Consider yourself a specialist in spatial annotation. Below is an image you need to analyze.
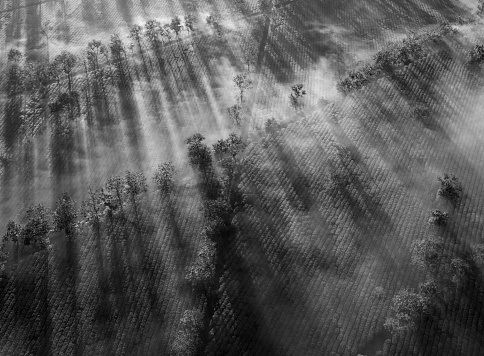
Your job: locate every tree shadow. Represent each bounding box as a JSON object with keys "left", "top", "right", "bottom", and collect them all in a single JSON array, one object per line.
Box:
[
  {"left": 25, "top": 0, "right": 43, "bottom": 62},
  {"left": 7, "top": 251, "right": 54, "bottom": 355},
  {"left": 205, "top": 226, "right": 284, "bottom": 355}
]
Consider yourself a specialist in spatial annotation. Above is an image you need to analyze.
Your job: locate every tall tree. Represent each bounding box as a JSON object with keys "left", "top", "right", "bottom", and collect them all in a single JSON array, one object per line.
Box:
[
  {"left": 186, "top": 133, "right": 213, "bottom": 173},
  {"left": 105, "top": 176, "right": 126, "bottom": 214},
  {"left": 144, "top": 20, "right": 165, "bottom": 72},
  {"left": 153, "top": 162, "right": 176, "bottom": 195},
  {"left": 233, "top": 73, "right": 252, "bottom": 104},
  {"left": 54, "top": 51, "right": 77, "bottom": 94},
  {"left": 3, "top": 220, "right": 22, "bottom": 249},
  {"left": 110, "top": 34, "right": 131, "bottom": 84},
  {"left": 129, "top": 24, "right": 150, "bottom": 78},
  {"left": 52, "top": 192, "right": 78, "bottom": 237},
  {"left": 227, "top": 104, "right": 242, "bottom": 127},
  {"left": 125, "top": 171, "right": 148, "bottom": 224},
  {"left": 21, "top": 204, "right": 51, "bottom": 248},
  {"left": 40, "top": 21, "right": 54, "bottom": 61},
  {"left": 86, "top": 40, "right": 113, "bottom": 117},
  {"left": 184, "top": 14, "right": 197, "bottom": 34},
  {"left": 80, "top": 187, "right": 105, "bottom": 228}
]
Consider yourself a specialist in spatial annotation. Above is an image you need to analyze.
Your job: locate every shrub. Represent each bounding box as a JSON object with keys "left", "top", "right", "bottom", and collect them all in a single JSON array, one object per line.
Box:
[
  {"left": 49, "top": 92, "right": 80, "bottom": 115},
  {"left": 479, "top": 0, "right": 484, "bottom": 17},
  {"left": 153, "top": 162, "right": 176, "bottom": 195},
  {"left": 0, "top": 244, "right": 7, "bottom": 275},
  {"left": 80, "top": 187, "right": 105, "bottom": 227},
  {"left": 212, "top": 133, "right": 246, "bottom": 162},
  {"left": 52, "top": 192, "right": 78, "bottom": 237},
  {"left": 186, "top": 133, "right": 213, "bottom": 173},
  {"left": 414, "top": 104, "right": 430, "bottom": 121},
  {"left": 21, "top": 204, "right": 51, "bottom": 248},
  {"left": 450, "top": 257, "right": 471, "bottom": 286},
  {"left": 3, "top": 220, "right": 22, "bottom": 245},
  {"left": 227, "top": 104, "right": 242, "bottom": 127},
  {"left": 289, "top": 84, "right": 306, "bottom": 111},
  {"left": 472, "top": 243, "right": 484, "bottom": 265},
  {"left": 374, "top": 47, "right": 397, "bottom": 70},
  {"left": 265, "top": 118, "right": 281, "bottom": 135},
  {"left": 384, "top": 288, "right": 431, "bottom": 334},
  {"left": 171, "top": 309, "right": 203, "bottom": 356},
  {"left": 185, "top": 238, "right": 217, "bottom": 294},
  {"left": 105, "top": 176, "right": 126, "bottom": 214},
  {"left": 437, "top": 173, "right": 462, "bottom": 203},
  {"left": 469, "top": 44, "right": 484, "bottom": 64},
  {"left": 411, "top": 235, "right": 448, "bottom": 274},
  {"left": 428, "top": 210, "right": 449, "bottom": 226}
]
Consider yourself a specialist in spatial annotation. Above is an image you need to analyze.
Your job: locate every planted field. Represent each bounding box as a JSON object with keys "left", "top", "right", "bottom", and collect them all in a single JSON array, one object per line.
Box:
[{"left": 1, "top": 0, "right": 484, "bottom": 355}]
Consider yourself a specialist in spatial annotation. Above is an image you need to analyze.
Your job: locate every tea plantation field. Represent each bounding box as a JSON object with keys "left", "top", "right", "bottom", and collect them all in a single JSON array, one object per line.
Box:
[{"left": 0, "top": 0, "right": 484, "bottom": 355}]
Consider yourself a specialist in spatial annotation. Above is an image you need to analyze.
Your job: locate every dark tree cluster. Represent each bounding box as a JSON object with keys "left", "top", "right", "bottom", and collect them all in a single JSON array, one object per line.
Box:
[{"left": 3, "top": 204, "right": 52, "bottom": 249}]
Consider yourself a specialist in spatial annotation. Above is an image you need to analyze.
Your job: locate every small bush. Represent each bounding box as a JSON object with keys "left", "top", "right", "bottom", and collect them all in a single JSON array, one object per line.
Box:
[
  {"left": 472, "top": 244, "right": 484, "bottom": 265},
  {"left": 414, "top": 104, "right": 430, "bottom": 120},
  {"left": 469, "top": 44, "right": 484, "bottom": 64},
  {"left": 478, "top": 0, "right": 484, "bottom": 17},
  {"left": 153, "top": 162, "right": 176, "bottom": 195},
  {"left": 428, "top": 210, "right": 449, "bottom": 226},
  {"left": 186, "top": 133, "right": 213, "bottom": 173},
  {"left": 384, "top": 288, "right": 431, "bottom": 334},
  {"left": 437, "top": 173, "right": 462, "bottom": 203},
  {"left": 265, "top": 118, "right": 281, "bottom": 135}
]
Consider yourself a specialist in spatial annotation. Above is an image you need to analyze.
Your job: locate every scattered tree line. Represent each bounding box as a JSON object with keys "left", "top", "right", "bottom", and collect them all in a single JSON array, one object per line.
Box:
[
  {"left": 384, "top": 173, "right": 476, "bottom": 336},
  {"left": 337, "top": 23, "right": 457, "bottom": 93},
  {"left": 0, "top": 168, "right": 171, "bottom": 266},
  {"left": 1, "top": 13, "right": 226, "bottom": 147}
]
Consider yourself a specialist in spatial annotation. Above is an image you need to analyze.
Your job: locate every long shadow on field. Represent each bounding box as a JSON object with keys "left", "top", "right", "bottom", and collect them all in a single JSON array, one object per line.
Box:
[
  {"left": 50, "top": 116, "right": 76, "bottom": 192},
  {"left": 25, "top": 0, "right": 42, "bottom": 62},
  {"left": 116, "top": 0, "right": 134, "bottom": 25},
  {"left": 56, "top": 231, "right": 83, "bottom": 355},
  {"left": 269, "top": 139, "right": 315, "bottom": 212},
  {"left": 4, "top": 96, "right": 22, "bottom": 150},
  {"left": 81, "top": 0, "right": 112, "bottom": 30},
  {"left": 206, "top": 230, "right": 284, "bottom": 355},
  {"left": 4, "top": 6, "right": 21, "bottom": 41},
  {"left": 10, "top": 251, "right": 54, "bottom": 355},
  {"left": 117, "top": 86, "right": 145, "bottom": 167},
  {"left": 19, "top": 140, "right": 35, "bottom": 210}
]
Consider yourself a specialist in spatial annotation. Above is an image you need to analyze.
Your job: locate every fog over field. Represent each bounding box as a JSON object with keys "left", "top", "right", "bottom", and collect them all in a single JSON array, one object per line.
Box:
[{"left": 1, "top": 0, "right": 484, "bottom": 355}]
